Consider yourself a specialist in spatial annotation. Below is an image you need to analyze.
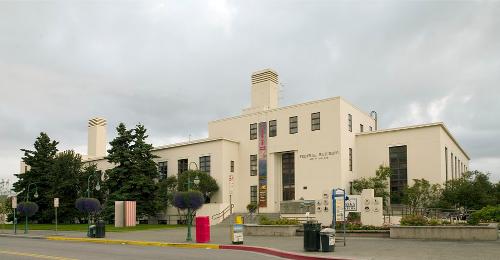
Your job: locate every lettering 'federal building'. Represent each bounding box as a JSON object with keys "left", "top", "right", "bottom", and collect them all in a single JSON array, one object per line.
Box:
[{"left": 21, "top": 69, "right": 470, "bottom": 225}]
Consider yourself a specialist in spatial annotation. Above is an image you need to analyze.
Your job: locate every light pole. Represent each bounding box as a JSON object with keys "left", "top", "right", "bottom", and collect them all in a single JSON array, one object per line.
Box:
[
  {"left": 24, "top": 182, "right": 39, "bottom": 234},
  {"left": 86, "top": 172, "right": 101, "bottom": 237},
  {"left": 186, "top": 162, "right": 200, "bottom": 242}
]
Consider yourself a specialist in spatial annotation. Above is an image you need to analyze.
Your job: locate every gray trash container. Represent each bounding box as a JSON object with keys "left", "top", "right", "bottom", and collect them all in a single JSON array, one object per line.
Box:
[
  {"left": 88, "top": 225, "right": 96, "bottom": 238},
  {"left": 95, "top": 220, "right": 106, "bottom": 238},
  {"left": 303, "top": 222, "right": 321, "bottom": 252},
  {"left": 320, "top": 228, "right": 335, "bottom": 252}
]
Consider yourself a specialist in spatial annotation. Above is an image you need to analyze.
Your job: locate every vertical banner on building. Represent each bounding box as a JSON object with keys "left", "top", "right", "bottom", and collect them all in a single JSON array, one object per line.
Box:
[{"left": 258, "top": 122, "right": 267, "bottom": 207}]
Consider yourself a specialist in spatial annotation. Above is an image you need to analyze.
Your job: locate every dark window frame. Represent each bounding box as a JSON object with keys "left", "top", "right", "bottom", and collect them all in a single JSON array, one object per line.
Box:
[
  {"left": 250, "top": 185, "right": 258, "bottom": 205},
  {"left": 230, "top": 160, "right": 234, "bottom": 172},
  {"left": 389, "top": 145, "right": 408, "bottom": 204},
  {"left": 269, "top": 120, "right": 277, "bottom": 137},
  {"left": 250, "top": 123, "right": 257, "bottom": 140},
  {"left": 289, "top": 116, "right": 298, "bottom": 134},
  {"left": 178, "top": 159, "right": 188, "bottom": 174},
  {"left": 349, "top": 148, "right": 353, "bottom": 171},
  {"left": 282, "top": 152, "right": 295, "bottom": 201},
  {"left": 348, "top": 114, "right": 352, "bottom": 132},
  {"left": 311, "top": 112, "right": 320, "bottom": 131},
  {"left": 250, "top": 155, "right": 257, "bottom": 176},
  {"left": 360, "top": 124, "right": 364, "bottom": 133},
  {"left": 158, "top": 161, "right": 168, "bottom": 179},
  {"left": 199, "top": 155, "right": 211, "bottom": 174}
]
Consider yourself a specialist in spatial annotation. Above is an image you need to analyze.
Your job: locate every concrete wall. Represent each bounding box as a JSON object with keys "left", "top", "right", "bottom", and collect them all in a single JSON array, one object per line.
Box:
[
  {"left": 390, "top": 224, "right": 498, "bottom": 241},
  {"left": 243, "top": 224, "right": 300, "bottom": 236}
]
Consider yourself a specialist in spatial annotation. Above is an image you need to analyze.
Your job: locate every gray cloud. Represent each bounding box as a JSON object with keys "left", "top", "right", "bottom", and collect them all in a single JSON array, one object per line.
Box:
[{"left": 1, "top": 0, "right": 499, "bottom": 182}]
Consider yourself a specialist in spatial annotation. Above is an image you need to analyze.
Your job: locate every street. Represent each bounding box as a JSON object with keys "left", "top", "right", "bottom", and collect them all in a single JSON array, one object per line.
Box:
[{"left": 0, "top": 237, "right": 279, "bottom": 260}]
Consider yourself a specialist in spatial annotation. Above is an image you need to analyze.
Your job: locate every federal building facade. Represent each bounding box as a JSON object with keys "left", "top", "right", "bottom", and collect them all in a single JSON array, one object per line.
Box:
[{"left": 22, "top": 69, "right": 470, "bottom": 224}]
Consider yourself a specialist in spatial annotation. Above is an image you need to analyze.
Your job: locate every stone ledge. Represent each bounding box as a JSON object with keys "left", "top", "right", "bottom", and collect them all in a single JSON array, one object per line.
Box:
[
  {"left": 390, "top": 223, "right": 498, "bottom": 241},
  {"left": 243, "top": 224, "right": 300, "bottom": 237}
]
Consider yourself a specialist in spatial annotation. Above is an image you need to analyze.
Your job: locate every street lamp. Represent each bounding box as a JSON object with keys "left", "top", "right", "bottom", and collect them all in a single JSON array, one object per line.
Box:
[
  {"left": 24, "top": 182, "right": 38, "bottom": 234},
  {"left": 186, "top": 162, "right": 200, "bottom": 242},
  {"left": 86, "top": 172, "right": 101, "bottom": 236}
]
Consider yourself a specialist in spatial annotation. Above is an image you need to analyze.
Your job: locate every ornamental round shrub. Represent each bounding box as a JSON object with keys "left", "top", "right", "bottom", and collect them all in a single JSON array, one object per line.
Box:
[
  {"left": 173, "top": 191, "right": 204, "bottom": 210},
  {"left": 75, "top": 198, "right": 102, "bottom": 214},
  {"left": 17, "top": 202, "right": 39, "bottom": 217}
]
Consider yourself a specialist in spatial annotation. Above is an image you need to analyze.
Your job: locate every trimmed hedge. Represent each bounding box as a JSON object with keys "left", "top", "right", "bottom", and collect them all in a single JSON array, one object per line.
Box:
[
  {"left": 468, "top": 205, "right": 500, "bottom": 225},
  {"left": 400, "top": 214, "right": 428, "bottom": 226}
]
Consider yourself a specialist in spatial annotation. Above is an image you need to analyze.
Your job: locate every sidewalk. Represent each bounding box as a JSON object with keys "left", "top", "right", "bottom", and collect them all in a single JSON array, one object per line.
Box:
[{"left": 2, "top": 226, "right": 500, "bottom": 260}]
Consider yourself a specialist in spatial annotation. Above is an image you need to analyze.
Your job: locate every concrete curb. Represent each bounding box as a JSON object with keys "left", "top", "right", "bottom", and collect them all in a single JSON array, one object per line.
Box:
[
  {"left": 2, "top": 234, "right": 348, "bottom": 260},
  {"left": 220, "top": 245, "right": 351, "bottom": 260}
]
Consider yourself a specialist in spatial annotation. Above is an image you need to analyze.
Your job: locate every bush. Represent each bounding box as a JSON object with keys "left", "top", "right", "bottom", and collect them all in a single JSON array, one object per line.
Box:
[
  {"left": 173, "top": 191, "right": 204, "bottom": 210},
  {"left": 258, "top": 216, "right": 299, "bottom": 225},
  {"left": 427, "top": 218, "right": 440, "bottom": 226},
  {"left": 468, "top": 205, "right": 500, "bottom": 225},
  {"left": 17, "top": 202, "right": 39, "bottom": 217},
  {"left": 247, "top": 203, "right": 258, "bottom": 213},
  {"left": 400, "top": 215, "right": 428, "bottom": 226},
  {"left": 75, "top": 198, "right": 102, "bottom": 214}
]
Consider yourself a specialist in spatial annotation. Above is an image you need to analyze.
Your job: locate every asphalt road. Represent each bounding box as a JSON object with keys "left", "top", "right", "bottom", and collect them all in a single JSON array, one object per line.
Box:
[{"left": 0, "top": 237, "right": 280, "bottom": 260}]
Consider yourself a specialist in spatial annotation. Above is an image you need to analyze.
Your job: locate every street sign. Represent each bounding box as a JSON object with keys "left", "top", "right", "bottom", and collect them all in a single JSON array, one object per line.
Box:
[
  {"left": 228, "top": 174, "right": 234, "bottom": 195},
  {"left": 12, "top": 196, "right": 17, "bottom": 209},
  {"left": 54, "top": 198, "right": 59, "bottom": 208},
  {"left": 345, "top": 197, "right": 358, "bottom": 212},
  {"left": 335, "top": 198, "right": 345, "bottom": 221}
]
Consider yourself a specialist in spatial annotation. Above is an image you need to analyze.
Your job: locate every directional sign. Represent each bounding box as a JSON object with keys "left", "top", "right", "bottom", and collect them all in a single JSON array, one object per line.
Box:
[
  {"left": 12, "top": 196, "right": 17, "bottom": 209},
  {"left": 54, "top": 198, "right": 59, "bottom": 208}
]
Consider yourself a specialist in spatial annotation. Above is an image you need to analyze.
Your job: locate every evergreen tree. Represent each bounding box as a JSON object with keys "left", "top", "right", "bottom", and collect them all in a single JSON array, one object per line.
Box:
[
  {"left": 14, "top": 132, "right": 59, "bottom": 223},
  {"left": 103, "top": 123, "right": 160, "bottom": 221}
]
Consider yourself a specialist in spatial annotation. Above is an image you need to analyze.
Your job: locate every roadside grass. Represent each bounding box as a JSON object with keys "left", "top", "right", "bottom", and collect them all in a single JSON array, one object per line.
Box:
[{"left": 0, "top": 224, "right": 184, "bottom": 232}]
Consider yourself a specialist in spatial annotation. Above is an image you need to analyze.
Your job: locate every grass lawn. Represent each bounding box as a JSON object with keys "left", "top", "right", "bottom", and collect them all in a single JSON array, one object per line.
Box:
[{"left": 0, "top": 224, "right": 184, "bottom": 232}]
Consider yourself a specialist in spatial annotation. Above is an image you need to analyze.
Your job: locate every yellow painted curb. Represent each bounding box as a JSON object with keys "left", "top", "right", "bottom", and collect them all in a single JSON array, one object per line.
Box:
[{"left": 46, "top": 236, "right": 220, "bottom": 250}]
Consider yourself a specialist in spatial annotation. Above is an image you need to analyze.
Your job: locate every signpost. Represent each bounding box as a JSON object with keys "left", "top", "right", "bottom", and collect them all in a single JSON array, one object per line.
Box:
[
  {"left": 332, "top": 188, "right": 347, "bottom": 246},
  {"left": 12, "top": 196, "right": 17, "bottom": 234},
  {"left": 54, "top": 198, "right": 59, "bottom": 234}
]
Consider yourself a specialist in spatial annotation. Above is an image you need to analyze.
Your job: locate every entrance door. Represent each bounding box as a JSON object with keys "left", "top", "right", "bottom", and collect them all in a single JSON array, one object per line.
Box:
[{"left": 282, "top": 152, "right": 295, "bottom": 201}]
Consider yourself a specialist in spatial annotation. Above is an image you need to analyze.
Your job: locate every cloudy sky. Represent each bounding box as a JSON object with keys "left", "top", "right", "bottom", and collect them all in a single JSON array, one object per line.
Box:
[{"left": 1, "top": 0, "right": 499, "bottom": 183}]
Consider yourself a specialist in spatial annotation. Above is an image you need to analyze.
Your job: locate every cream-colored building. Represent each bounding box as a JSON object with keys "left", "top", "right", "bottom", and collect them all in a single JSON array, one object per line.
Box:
[{"left": 19, "top": 69, "right": 470, "bottom": 225}]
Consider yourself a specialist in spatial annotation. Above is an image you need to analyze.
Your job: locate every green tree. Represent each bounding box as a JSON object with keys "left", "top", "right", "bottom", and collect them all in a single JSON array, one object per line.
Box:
[
  {"left": 352, "top": 165, "right": 391, "bottom": 206},
  {"left": 403, "top": 179, "right": 442, "bottom": 214},
  {"left": 14, "top": 132, "right": 59, "bottom": 223},
  {"left": 104, "top": 123, "right": 160, "bottom": 221},
  {"left": 156, "top": 176, "right": 178, "bottom": 211},
  {"left": 177, "top": 170, "right": 219, "bottom": 203},
  {"left": 438, "top": 170, "right": 496, "bottom": 209}
]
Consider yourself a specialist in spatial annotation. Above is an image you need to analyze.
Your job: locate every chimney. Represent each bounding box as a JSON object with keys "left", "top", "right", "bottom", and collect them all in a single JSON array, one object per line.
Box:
[
  {"left": 244, "top": 69, "right": 279, "bottom": 114},
  {"left": 88, "top": 117, "right": 107, "bottom": 158}
]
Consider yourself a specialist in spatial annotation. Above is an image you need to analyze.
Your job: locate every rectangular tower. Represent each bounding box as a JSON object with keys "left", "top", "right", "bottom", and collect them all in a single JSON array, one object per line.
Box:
[{"left": 88, "top": 117, "right": 107, "bottom": 158}]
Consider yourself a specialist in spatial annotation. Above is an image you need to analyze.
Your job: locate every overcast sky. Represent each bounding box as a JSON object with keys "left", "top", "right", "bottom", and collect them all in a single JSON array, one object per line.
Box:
[{"left": 1, "top": 0, "right": 499, "bottom": 183}]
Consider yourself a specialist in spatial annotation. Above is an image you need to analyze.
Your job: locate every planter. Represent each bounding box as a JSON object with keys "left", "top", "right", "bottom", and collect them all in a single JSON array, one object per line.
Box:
[
  {"left": 390, "top": 223, "right": 498, "bottom": 241},
  {"left": 296, "top": 229, "right": 389, "bottom": 238},
  {"left": 243, "top": 224, "right": 300, "bottom": 237}
]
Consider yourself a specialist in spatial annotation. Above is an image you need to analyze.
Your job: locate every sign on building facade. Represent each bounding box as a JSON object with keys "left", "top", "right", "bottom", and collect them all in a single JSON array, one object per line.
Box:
[{"left": 258, "top": 122, "right": 267, "bottom": 207}]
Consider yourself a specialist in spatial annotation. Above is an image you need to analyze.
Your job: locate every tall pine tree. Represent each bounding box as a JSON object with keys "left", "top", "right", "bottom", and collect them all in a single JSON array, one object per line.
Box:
[
  {"left": 14, "top": 132, "right": 59, "bottom": 223},
  {"left": 104, "top": 123, "right": 159, "bottom": 221}
]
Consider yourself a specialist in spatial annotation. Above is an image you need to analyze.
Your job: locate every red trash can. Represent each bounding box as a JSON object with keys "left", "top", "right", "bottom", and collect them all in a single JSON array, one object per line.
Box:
[{"left": 195, "top": 216, "right": 210, "bottom": 243}]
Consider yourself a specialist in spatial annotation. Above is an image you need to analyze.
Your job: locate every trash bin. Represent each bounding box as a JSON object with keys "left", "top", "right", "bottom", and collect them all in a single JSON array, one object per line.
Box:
[
  {"left": 303, "top": 221, "right": 321, "bottom": 252},
  {"left": 195, "top": 216, "right": 210, "bottom": 243},
  {"left": 88, "top": 225, "right": 96, "bottom": 238},
  {"left": 320, "top": 228, "right": 335, "bottom": 252},
  {"left": 95, "top": 220, "right": 106, "bottom": 238}
]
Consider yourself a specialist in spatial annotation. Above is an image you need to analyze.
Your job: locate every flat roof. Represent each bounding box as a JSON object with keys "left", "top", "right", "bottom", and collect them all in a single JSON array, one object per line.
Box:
[
  {"left": 356, "top": 122, "right": 470, "bottom": 160},
  {"left": 83, "top": 137, "right": 239, "bottom": 163}
]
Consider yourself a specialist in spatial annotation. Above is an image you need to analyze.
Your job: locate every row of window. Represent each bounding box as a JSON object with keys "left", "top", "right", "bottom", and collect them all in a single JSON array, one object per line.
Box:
[
  {"left": 444, "top": 147, "right": 468, "bottom": 182},
  {"left": 157, "top": 156, "right": 212, "bottom": 179},
  {"left": 249, "top": 113, "right": 321, "bottom": 140},
  {"left": 348, "top": 113, "right": 372, "bottom": 133}
]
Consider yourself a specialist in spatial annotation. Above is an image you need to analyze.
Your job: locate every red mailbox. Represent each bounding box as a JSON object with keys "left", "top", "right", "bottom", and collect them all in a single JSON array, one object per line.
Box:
[{"left": 195, "top": 216, "right": 210, "bottom": 243}]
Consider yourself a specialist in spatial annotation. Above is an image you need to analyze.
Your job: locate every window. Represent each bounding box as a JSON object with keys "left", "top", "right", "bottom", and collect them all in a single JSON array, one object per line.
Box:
[
  {"left": 311, "top": 112, "right": 320, "bottom": 131},
  {"left": 230, "top": 160, "right": 234, "bottom": 172},
  {"left": 250, "top": 123, "right": 257, "bottom": 140},
  {"left": 282, "top": 152, "right": 295, "bottom": 201},
  {"left": 250, "top": 155, "right": 257, "bottom": 176},
  {"left": 348, "top": 114, "right": 352, "bottom": 132},
  {"left": 269, "top": 120, "right": 277, "bottom": 137},
  {"left": 178, "top": 159, "right": 188, "bottom": 174},
  {"left": 389, "top": 145, "right": 407, "bottom": 204},
  {"left": 289, "top": 116, "right": 298, "bottom": 134},
  {"left": 250, "top": 186, "right": 258, "bottom": 205},
  {"left": 445, "top": 147, "right": 448, "bottom": 182},
  {"left": 158, "top": 161, "right": 168, "bottom": 179},
  {"left": 455, "top": 156, "right": 457, "bottom": 179},
  {"left": 349, "top": 148, "right": 353, "bottom": 171},
  {"left": 199, "top": 156, "right": 211, "bottom": 174},
  {"left": 451, "top": 153, "right": 454, "bottom": 179},
  {"left": 369, "top": 126, "right": 373, "bottom": 131},
  {"left": 360, "top": 124, "right": 364, "bottom": 133}
]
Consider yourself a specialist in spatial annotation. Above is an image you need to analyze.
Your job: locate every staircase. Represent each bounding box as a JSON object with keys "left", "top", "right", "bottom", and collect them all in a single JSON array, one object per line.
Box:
[{"left": 216, "top": 212, "right": 281, "bottom": 226}]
